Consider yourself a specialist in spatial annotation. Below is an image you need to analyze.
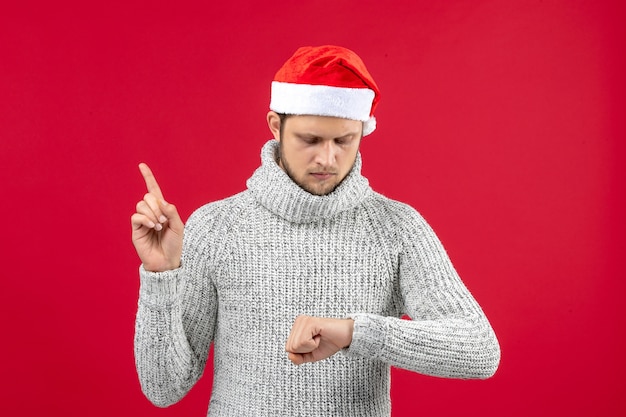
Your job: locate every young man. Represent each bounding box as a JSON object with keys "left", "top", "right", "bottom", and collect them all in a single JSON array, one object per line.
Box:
[{"left": 132, "top": 45, "right": 500, "bottom": 416}]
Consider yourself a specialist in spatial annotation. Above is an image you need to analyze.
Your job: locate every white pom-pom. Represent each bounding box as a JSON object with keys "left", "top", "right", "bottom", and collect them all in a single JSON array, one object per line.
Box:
[{"left": 362, "top": 116, "right": 376, "bottom": 136}]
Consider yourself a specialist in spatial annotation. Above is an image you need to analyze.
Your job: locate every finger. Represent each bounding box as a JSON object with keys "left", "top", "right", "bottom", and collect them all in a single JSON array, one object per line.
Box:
[
  {"left": 286, "top": 318, "right": 320, "bottom": 353},
  {"left": 139, "top": 163, "right": 165, "bottom": 201},
  {"left": 131, "top": 213, "right": 158, "bottom": 231},
  {"left": 285, "top": 336, "right": 318, "bottom": 353},
  {"left": 143, "top": 193, "right": 167, "bottom": 224},
  {"left": 287, "top": 336, "right": 318, "bottom": 353},
  {"left": 136, "top": 199, "right": 163, "bottom": 228},
  {"left": 285, "top": 317, "right": 303, "bottom": 352},
  {"left": 288, "top": 352, "right": 311, "bottom": 366}
]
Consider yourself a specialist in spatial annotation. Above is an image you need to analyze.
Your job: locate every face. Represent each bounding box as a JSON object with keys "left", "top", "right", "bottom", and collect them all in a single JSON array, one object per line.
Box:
[{"left": 268, "top": 112, "right": 363, "bottom": 196}]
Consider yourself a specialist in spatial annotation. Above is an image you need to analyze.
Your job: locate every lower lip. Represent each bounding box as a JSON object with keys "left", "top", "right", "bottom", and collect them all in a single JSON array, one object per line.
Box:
[{"left": 311, "top": 173, "right": 334, "bottom": 180}]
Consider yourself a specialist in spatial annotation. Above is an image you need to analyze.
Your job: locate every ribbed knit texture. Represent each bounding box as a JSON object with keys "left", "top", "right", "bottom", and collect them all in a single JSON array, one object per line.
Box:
[{"left": 134, "top": 140, "right": 500, "bottom": 416}]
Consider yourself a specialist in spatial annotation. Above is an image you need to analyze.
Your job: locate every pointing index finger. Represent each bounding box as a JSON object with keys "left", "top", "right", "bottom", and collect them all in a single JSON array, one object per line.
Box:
[{"left": 138, "top": 163, "right": 165, "bottom": 201}]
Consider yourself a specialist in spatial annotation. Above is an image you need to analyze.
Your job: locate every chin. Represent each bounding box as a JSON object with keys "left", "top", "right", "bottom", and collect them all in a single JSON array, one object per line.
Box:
[{"left": 310, "top": 184, "right": 338, "bottom": 196}]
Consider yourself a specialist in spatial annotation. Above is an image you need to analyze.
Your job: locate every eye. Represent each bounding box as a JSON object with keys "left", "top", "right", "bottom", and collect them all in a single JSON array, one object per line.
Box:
[
  {"left": 299, "top": 136, "right": 321, "bottom": 145},
  {"left": 335, "top": 137, "right": 352, "bottom": 146},
  {"left": 303, "top": 137, "right": 318, "bottom": 145}
]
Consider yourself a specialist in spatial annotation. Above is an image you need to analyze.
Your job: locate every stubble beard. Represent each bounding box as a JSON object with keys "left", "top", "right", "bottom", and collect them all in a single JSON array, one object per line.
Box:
[{"left": 278, "top": 141, "right": 342, "bottom": 196}]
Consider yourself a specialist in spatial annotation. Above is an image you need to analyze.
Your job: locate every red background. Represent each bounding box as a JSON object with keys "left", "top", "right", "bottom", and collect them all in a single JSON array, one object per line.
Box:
[{"left": 1, "top": 1, "right": 624, "bottom": 415}]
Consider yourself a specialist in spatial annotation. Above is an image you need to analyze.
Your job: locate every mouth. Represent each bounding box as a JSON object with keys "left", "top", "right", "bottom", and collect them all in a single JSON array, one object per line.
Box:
[{"left": 310, "top": 172, "right": 336, "bottom": 181}]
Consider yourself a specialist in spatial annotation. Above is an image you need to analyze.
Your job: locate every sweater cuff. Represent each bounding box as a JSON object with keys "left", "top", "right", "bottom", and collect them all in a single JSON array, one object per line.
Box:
[
  {"left": 344, "top": 313, "right": 387, "bottom": 359},
  {"left": 138, "top": 265, "right": 183, "bottom": 309}
]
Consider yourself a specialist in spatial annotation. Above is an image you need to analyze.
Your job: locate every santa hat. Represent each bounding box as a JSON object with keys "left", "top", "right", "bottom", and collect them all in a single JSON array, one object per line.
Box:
[{"left": 270, "top": 45, "right": 380, "bottom": 136}]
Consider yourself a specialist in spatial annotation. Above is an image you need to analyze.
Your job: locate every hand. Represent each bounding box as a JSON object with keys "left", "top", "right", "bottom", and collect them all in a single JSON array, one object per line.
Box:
[
  {"left": 285, "top": 316, "right": 354, "bottom": 365},
  {"left": 131, "top": 163, "right": 184, "bottom": 272}
]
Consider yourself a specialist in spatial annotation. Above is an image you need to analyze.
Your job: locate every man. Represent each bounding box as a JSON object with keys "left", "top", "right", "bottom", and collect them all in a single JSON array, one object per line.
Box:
[{"left": 132, "top": 45, "right": 500, "bottom": 416}]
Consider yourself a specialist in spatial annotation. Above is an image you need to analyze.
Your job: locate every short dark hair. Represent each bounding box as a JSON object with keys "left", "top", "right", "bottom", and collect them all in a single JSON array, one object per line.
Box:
[{"left": 277, "top": 113, "right": 292, "bottom": 138}]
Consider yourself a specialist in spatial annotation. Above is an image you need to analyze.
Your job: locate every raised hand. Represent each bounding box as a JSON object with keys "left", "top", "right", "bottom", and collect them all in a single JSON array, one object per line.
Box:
[
  {"left": 131, "top": 163, "right": 184, "bottom": 272},
  {"left": 285, "top": 316, "right": 354, "bottom": 365}
]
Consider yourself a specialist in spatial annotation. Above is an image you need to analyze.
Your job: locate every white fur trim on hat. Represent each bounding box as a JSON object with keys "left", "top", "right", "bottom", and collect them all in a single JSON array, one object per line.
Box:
[
  {"left": 362, "top": 116, "right": 376, "bottom": 136},
  {"left": 270, "top": 81, "right": 375, "bottom": 122}
]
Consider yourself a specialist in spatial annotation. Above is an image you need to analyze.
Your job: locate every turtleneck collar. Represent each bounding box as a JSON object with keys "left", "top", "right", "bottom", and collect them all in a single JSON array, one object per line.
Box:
[{"left": 246, "top": 140, "right": 372, "bottom": 224}]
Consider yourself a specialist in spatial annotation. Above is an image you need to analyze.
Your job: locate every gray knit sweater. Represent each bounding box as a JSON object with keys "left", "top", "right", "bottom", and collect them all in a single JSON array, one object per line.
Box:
[{"left": 134, "top": 139, "right": 500, "bottom": 416}]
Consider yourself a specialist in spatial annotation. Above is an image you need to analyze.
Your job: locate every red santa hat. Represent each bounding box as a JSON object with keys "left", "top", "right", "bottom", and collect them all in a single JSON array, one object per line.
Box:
[{"left": 270, "top": 45, "right": 380, "bottom": 136}]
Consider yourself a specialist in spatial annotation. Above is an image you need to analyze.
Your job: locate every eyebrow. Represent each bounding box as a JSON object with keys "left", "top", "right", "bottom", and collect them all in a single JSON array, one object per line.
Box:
[
  {"left": 294, "top": 133, "right": 320, "bottom": 139},
  {"left": 294, "top": 132, "right": 359, "bottom": 140}
]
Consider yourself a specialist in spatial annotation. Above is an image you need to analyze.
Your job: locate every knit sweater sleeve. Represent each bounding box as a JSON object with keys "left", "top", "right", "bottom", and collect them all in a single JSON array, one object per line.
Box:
[
  {"left": 134, "top": 202, "right": 226, "bottom": 407},
  {"left": 345, "top": 202, "right": 501, "bottom": 379}
]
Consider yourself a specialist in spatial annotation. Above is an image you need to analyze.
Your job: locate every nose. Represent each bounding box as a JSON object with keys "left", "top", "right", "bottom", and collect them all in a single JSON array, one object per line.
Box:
[{"left": 314, "top": 140, "right": 337, "bottom": 167}]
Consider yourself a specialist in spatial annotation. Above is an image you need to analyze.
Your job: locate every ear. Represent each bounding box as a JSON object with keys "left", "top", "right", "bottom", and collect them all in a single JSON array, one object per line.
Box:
[{"left": 267, "top": 111, "right": 281, "bottom": 141}]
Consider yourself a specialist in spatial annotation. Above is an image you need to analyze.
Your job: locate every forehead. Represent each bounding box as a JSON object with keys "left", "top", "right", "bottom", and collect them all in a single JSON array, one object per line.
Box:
[{"left": 283, "top": 115, "right": 363, "bottom": 137}]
